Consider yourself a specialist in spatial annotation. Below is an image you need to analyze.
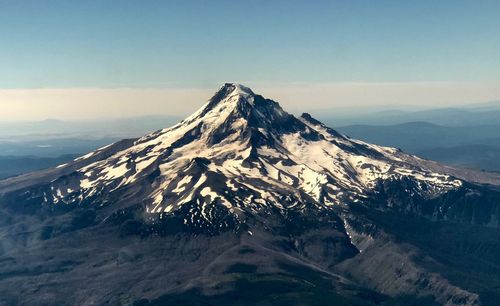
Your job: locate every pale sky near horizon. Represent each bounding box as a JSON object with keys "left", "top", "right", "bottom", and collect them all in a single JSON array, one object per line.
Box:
[
  {"left": 1, "top": 82, "right": 500, "bottom": 121},
  {"left": 1, "top": 0, "right": 499, "bottom": 120}
]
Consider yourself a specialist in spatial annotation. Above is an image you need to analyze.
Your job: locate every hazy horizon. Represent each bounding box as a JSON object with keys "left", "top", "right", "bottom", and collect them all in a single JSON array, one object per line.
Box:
[{"left": 1, "top": 82, "right": 500, "bottom": 121}]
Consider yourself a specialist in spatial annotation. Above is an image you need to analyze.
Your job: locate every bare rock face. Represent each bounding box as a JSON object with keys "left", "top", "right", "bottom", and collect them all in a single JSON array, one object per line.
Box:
[{"left": 1, "top": 84, "right": 500, "bottom": 305}]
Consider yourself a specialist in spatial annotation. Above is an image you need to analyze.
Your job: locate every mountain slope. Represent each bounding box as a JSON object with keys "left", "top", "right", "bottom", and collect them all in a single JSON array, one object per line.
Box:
[{"left": 1, "top": 84, "right": 500, "bottom": 305}]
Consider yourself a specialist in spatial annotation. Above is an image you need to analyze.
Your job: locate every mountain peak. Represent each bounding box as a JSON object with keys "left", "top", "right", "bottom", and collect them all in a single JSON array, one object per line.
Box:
[
  {"left": 220, "top": 83, "right": 254, "bottom": 96},
  {"left": 207, "top": 83, "right": 255, "bottom": 107},
  {"left": 183, "top": 83, "right": 293, "bottom": 135},
  {"left": 193, "top": 83, "right": 258, "bottom": 118}
]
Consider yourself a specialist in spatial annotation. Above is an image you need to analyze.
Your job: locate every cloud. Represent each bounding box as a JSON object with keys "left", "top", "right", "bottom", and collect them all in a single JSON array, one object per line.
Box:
[{"left": 0, "top": 82, "right": 499, "bottom": 120}]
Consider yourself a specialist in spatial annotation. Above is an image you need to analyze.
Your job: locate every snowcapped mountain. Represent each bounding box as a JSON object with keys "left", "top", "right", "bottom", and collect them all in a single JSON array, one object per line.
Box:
[
  {"left": 4, "top": 84, "right": 462, "bottom": 223},
  {"left": 1, "top": 84, "right": 500, "bottom": 305}
]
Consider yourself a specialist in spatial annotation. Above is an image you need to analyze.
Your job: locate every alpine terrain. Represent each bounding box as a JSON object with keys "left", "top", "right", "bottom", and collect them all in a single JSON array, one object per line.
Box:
[{"left": 1, "top": 83, "right": 500, "bottom": 306}]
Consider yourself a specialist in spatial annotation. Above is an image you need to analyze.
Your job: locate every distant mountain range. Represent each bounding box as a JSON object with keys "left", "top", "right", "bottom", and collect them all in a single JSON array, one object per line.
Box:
[
  {"left": 0, "top": 116, "right": 181, "bottom": 141},
  {"left": 0, "top": 154, "right": 78, "bottom": 180},
  {"left": 0, "top": 137, "right": 119, "bottom": 157},
  {"left": 335, "top": 122, "right": 500, "bottom": 171},
  {"left": 317, "top": 102, "right": 500, "bottom": 126},
  {"left": 1, "top": 84, "right": 500, "bottom": 305},
  {"left": 419, "top": 144, "right": 500, "bottom": 172}
]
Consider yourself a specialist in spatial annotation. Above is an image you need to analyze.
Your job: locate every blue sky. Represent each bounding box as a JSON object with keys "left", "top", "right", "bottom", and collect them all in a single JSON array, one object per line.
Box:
[
  {"left": 1, "top": 0, "right": 499, "bottom": 88},
  {"left": 0, "top": 1, "right": 499, "bottom": 120}
]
